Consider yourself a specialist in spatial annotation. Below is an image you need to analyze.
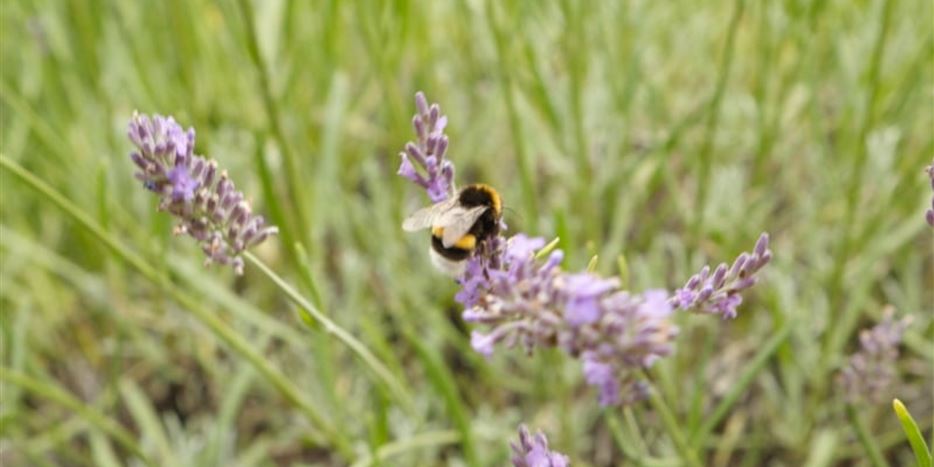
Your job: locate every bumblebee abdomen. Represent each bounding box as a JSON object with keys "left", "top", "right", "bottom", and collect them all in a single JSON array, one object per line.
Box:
[{"left": 431, "top": 234, "right": 473, "bottom": 261}]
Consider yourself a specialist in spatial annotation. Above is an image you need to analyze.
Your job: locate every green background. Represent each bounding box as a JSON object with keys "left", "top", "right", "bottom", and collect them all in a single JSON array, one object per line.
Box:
[{"left": 1, "top": 0, "right": 931, "bottom": 465}]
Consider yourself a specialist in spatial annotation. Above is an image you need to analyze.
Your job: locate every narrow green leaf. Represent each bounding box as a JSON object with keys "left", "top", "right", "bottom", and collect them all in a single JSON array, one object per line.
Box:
[
  {"left": 893, "top": 399, "right": 933, "bottom": 467},
  {"left": 690, "top": 319, "right": 793, "bottom": 446},
  {"left": 404, "top": 330, "right": 479, "bottom": 467},
  {"left": 586, "top": 255, "right": 599, "bottom": 272},
  {"left": 534, "top": 237, "right": 562, "bottom": 260},
  {"left": 846, "top": 403, "right": 889, "bottom": 467},
  {"left": 118, "top": 379, "right": 175, "bottom": 464},
  {"left": 88, "top": 433, "right": 122, "bottom": 467}
]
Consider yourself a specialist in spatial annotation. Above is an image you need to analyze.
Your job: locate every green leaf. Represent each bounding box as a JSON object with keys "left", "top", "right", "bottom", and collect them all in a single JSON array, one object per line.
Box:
[{"left": 893, "top": 399, "right": 933, "bottom": 467}]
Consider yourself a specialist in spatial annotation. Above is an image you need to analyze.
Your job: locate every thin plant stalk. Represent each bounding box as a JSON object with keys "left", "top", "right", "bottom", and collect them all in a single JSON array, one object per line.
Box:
[
  {"left": 243, "top": 252, "right": 415, "bottom": 411},
  {"left": 846, "top": 404, "right": 889, "bottom": 467},
  {"left": 639, "top": 370, "right": 703, "bottom": 467},
  {"left": 235, "top": 0, "right": 313, "bottom": 253},
  {"left": 892, "top": 399, "right": 933, "bottom": 467},
  {"left": 690, "top": 320, "right": 793, "bottom": 447},
  {"left": 692, "top": 0, "right": 745, "bottom": 234}
]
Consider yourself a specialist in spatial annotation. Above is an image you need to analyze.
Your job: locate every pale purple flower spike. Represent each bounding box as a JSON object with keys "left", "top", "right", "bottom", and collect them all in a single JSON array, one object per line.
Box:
[
  {"left": 670, "top": 233, "right": 772, "bottom": 319},
  {"left": 837, "top": 308, "right": 911, "bottom": 404},
  {"left": 127, "top": 112, "right": 277, "bottom": 274},
  {"left": 397, "top": 92, "right": 455, "bottom": 203},
  {"left": 461, "top": 235, "right": 677, "bottom": 406},
  {"left": 511, "top": 425, "right": 569, "bottom": 467},
  {"left": 925, "top": 164, "right": 934, "bottom": 227}
]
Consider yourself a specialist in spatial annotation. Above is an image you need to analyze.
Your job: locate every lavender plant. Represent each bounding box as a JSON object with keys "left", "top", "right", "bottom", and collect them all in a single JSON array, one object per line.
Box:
[
  {"left": 127, "top": 112, "right": 277, "bottom": 274},
  {"left": 511, "top": 425, "right": 569, "bottom": 467},
  {"left": 398, "top": 92, "right": 773, "bottom": 406},
  {"left": 837, "top": 308, "right": 912, "bottom": 404}
]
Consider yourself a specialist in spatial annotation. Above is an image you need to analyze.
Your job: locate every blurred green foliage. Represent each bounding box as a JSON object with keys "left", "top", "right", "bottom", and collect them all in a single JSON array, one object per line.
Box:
[{"left": 1, "top": 0, "right": 931, "bottom": 465}]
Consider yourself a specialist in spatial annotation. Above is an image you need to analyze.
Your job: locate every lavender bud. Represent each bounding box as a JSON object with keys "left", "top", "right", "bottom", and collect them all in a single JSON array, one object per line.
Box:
[
  {"left": 685, "top": 274, "right": 701, "bottom": 290},
  {"left": 730, "top": 252, "right": 748, "bottom": 278},
  {"left": 413, "top": 115, "right": 425, "bottom": 141},
  {"left": 415, "top": 91, "right": 429, "bottom": 116},
  {"left": 436, "top": 135, "right": 449, "bottom": 158},
  {"left": 754, "top": 233, "right": 770, "bottom": 257},
  {"left": 428, "top": 104, "right": 439, "bottom": 126},
  {"left": 511, "top": 425, "right": 569, "bottom": 467},
  {"left": 712, "top": 263, "right": 728, "bottom": 289}
]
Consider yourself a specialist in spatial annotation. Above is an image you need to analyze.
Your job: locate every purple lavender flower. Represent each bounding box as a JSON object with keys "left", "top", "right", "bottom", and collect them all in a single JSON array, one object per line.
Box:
[
  {"left": 837, "top": 308, "right": 912, "bottom": 404},
  {"left": 670, "top": 233, "right": 772, "bottom": 319},
  {"left": 462, "top": 235, "right": 678, "bottom": 406},
  {"left": 925, "top": 164, "right": 934, "bottom": 227},
  {"left": 127, "top": 112, "right": 277, "bottom": 274},
  {"left": 511, "top": 425, "right": 569, "bottom": 467},
  {"left": 397, "top": 92, "right": 455, "bottom": 203},
  {"left": 562, "top": 273, "right": 620, "bottom": 326}
]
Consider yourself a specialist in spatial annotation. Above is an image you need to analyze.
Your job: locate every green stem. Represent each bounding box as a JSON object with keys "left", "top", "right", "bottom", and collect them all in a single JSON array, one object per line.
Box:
[
  {"left": 891, "top": 399, "right": 932, "bottom": 467},
  {"left": 693, "top": 0, "right": 745, "bottom": 235},
  {"left": 605, "top": 410, "right": 646, "bottom": 464},
  {"left": 243, "top": 252, "right": 414, "bottom": 412},
  {"left": 235, "top": 0, "right": 313, "bottom": 252},
  {"left": 690, "top": 320, "right": 793, "bottom": 447},
  {"left": 640, "top": 371, "right": 703, "bottom": 467},
  {"left": 824, "top": 0, "right": 896, "bottom": 367},
  {"left": 487, "top": 0, "right": 538, "bottom": 230},
  {"left": 0, "top": 155, "right": 353, "bottom": 460},
  {"left": 1, "top": 368, "right": 152, "bottom": 466},
  {"left": 846, "top": 404, "right": 890, "bottom": 467}
]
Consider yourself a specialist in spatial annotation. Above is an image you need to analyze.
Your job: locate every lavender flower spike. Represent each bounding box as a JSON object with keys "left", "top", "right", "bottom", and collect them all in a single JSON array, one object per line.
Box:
[
  {"left": 511, "top": 425, "right": 569, "bottom": 467},
  {"left": 127, "top": 112, "right": 277, "bottom": 274},
  {"left": 462, "top": 235, "right": 678, "bottom": 406},
  {"left": 837, "top": 308, "right": 912, "bottom": 404},
  {"left": 670, "top": 233, "right": 772, "bottom": 319},
  {"left": 397, "top": 91, "right": 455, "bottom": 202},
  {"left": 925, "top": 163, "right": 934, "bottom": 227}
]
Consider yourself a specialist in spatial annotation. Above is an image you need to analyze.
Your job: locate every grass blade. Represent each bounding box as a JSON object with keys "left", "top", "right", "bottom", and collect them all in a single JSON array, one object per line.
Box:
[
  {"left": 846, "top": 403, "right": 889, "bottom": 467},
  {"left": 892, "top": 399, "right": 933, "bottom": 467},
  {"left": 690, "top": 319, "right": 793, "bottom": 447},
  {"left": 243, "top": 251, "right": 414, "bottom": 412}
]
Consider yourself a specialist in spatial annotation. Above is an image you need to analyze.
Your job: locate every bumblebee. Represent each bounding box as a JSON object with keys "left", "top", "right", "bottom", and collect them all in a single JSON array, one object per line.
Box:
[{"left": 402, "top": 184, "right": 503, "bottom": 276}]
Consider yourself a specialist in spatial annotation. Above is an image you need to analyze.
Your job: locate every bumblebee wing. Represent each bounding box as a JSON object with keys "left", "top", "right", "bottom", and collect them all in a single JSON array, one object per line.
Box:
[
  {"left": 440, "top": 205, "right": 488, "bottom": 248},
  {"left": 402, "top": 197, "right": 458, "bottom": 231}
]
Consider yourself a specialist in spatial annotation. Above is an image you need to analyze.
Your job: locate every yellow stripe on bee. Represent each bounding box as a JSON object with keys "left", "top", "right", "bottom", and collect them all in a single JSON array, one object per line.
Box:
[
  {"left": 431, "top": 227, "right": 477, "bottom": 250},
  {"left": 453, "top": 234, "right": 477, "bottom": 250}
]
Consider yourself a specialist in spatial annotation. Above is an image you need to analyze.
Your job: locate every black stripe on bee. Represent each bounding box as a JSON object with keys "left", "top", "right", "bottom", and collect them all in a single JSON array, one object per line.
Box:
[{"left": 431, "top": 234, "right": 474, "bottom": 261}]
